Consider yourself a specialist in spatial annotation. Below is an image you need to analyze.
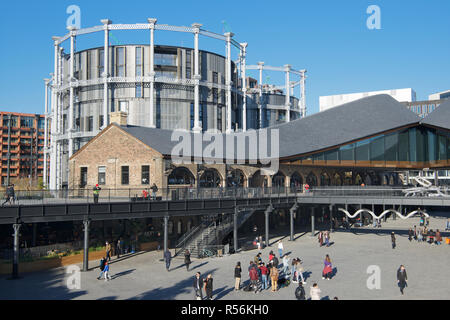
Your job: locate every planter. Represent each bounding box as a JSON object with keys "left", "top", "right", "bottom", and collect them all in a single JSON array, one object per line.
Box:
[
  {"left": 139, "top": 241, "right": 159, "bottom": 252},
  {"left": 0, "top": 247, "right": 107, "bottom": 275}
]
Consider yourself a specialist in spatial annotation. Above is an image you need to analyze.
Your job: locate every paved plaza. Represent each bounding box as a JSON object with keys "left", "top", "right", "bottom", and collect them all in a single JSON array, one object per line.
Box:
[{"left": 1, "top": 215, "right": 449, "bottom": 300}]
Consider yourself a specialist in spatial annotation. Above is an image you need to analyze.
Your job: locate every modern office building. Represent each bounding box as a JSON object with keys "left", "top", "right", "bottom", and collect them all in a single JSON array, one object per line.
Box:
[
  {"left": 47, "top": 19, "right": 306, "bottom": 190},
  {"left": 0, "top": 112, "right": 49, "bottom": 186},
  {"left": 429, "top": 89, "right": 450, "bottom": 101},
  {"left": 319, "top": 88, "right": 416, "bottom": 112},
  {"left": 402, "top": 99, "right": 445, "bottom": 118}
]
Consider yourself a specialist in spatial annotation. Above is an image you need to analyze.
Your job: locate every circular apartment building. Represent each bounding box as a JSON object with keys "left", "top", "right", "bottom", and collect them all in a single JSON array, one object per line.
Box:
[{"left": 46, "top": 19, "right": 306, "bottom": 189}]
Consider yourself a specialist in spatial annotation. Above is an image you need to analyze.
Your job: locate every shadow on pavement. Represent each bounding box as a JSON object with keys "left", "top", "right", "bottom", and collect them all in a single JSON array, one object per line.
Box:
[{"left": 128, "top": 268, "right": 218, "bottom": 300}]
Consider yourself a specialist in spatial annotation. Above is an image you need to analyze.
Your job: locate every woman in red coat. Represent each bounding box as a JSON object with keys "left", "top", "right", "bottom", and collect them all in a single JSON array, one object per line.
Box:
[{"left": 322, "top": 254, "right": 333, "bottom": 280}]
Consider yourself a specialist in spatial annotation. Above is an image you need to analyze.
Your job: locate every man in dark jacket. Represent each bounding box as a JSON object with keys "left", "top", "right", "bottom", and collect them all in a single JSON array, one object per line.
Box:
[
  {"left": 295, "top": 282, "right": 306, "bottom": 300},
  {"left": 193, "top": 272, "right": 203, "bottom": 300},
  {"left": 391, "top": 232, "right": 396, "bottom": 249},
  {"left": 204, "top": 274, "right": 213, "bottom": 300},
  {"left": 397, "top": 265, "right": 408, "bottom": 295},
  {"left": 164, "top": 250, "right": 171, "bottom": 271}
]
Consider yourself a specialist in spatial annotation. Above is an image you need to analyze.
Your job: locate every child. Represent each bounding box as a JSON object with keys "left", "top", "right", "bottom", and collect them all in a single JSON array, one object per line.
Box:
[{"left": 103, "top": 261, "right": 112, "bottom": 281}]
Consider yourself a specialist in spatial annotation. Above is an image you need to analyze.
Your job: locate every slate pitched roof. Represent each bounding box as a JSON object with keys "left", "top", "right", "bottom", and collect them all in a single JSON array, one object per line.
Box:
[{"left": 119, "top": 94, "right": 421, "bottom": 160}]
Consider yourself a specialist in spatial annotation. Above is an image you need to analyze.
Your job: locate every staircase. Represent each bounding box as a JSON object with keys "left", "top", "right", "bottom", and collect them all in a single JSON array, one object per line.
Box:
[{"left": 174, "top": 209, "right": 256, "bottom": 258}]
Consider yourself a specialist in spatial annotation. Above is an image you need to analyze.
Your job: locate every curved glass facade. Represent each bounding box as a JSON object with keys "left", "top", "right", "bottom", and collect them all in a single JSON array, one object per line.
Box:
[{"left": 295, "top": 126, "right": 450, "bottom": 167}]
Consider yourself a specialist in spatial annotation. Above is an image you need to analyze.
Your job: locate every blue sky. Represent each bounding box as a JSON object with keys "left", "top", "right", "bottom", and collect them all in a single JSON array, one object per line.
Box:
[{"left": 0, "top": 0, "right": 449, "bottom": 115}]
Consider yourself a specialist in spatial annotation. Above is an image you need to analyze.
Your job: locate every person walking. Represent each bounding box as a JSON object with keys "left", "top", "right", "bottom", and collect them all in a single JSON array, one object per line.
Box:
[
  {"left": 318, "top": 231, "right": 323, "bottom": 247},
  {"left": 204, "top": 274, "right": 213, "bottom": 300},
  {"left": 234, "top": 262, "right": 242, "bottom": 291},
  {"left": 97, "top": 256, "right": 106, "bottom": 280},
  {"left": 413, "top": 226, "right": 417, "bottom": 240},
  {"left": 105, "top": 241, "right": 112, "bottom": 262},
  {"left": 249, "top": 265, "right": 259, "bottom": 293},
  {"left": 324, "top": 231, "right": 331, "bottom": 247},
  {"left": 310, "top": 283, "right": 321, "bottom": 300},
  {"left": 282, "top": 255, "right": 290, "bottom": 275},
  {"left": 164, "top": 249, "right": 172, "bottom": 271},
  {"left": 268, "top": 250, "right": 275, "bottom": 262},
  {"left": 417, "top": 228, "right": 423, "bottom": 242},
  {"left": 435, "top": 229, "right": 442, "bottom": 245},
  {"left": 397, "top": 265, "right": 408, "bottom": 295},
  {"left": 295, "top": 282, "right": 306, "bottom": 300},
  {"left": 103, "top": 261, "right": 112, "bottom": 281},
  {"left": 278, "top": 240, "right": 284, "bottom": 258},
  {"left": 270, "top": 264, "right": 279, "bottom": 292},
  {"left": 193, "top": 272, "right": 203, "bottom": 300},
  {"left": 93, "top": 184, "right": 101, "bottom": 204},
  {"left": 259, "top": 262, "right": 269, "bottom": 290},
  {"left": 151, "top": 183, "right": 158, "bottom": 200},
  {"left": 446, "top": 219, "right": 450, "bottom": 231},
  {"left": 391, "top": 232, "right": 396, "bottom": 249},
  {"left": 2, "top": 184, "right": 13, "bottom": 206},
  {"left": 322, "top": 254, "right": 333, "bottom": 280},
  {"left": 408, "top": 228, "right": 413, "bottom": 242},
  {"left": 291, "top": 258, "right": 297, "bottom": 281},
  {"left": 296, "top": 258, "right": 306, "bottom": 284},
  {"left": 116, "top": 239, "right": 121, "bottom": 259},
  {"left": 184, "top": 249, "right": 191, "bottom": 271}
]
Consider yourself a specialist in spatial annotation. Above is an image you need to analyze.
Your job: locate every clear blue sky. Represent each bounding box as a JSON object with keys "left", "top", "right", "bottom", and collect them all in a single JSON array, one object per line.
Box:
[{"left": 0, "top": 0, "right": 449, "bottom": 115}]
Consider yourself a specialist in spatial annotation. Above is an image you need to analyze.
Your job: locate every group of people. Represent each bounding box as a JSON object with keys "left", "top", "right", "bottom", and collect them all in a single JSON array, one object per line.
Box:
[
  {"left": 193, "top": 272, "right": 214, "bottom": 300},
  {"left": 318, "top": 231, "right": 331, "bottom": 247},
  {"left": 2, "top": 184, "right": 15, "bottom": 206},
  {"left": 408, "top": 226, "right": 444, "bottom": 245}
]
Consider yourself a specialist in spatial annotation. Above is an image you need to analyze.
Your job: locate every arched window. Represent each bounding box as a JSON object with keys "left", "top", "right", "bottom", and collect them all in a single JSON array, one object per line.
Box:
[
  {"left": 320, "top": 172, "right": 330, "bottom": 186},
  {"left": 272, "top": 171, "right": 286, "bottom": 188},
  {"left": 168, "top": 167, "right": 195, "bottom": 185},
  {"left": 249, "top": 170, "right": 267, "bottom": 188},
  {"left": 177, "top": 220, "right": 182, "bottom": 235},
  {"left": 354, "top": 174, "right": 363, "bottom": 186},
  {"left": 227, "top": 169, "right": 245, "bottom": 187},
  {"left": 290, "top": 172, "right": 303, "bottom": 189},
  {"left": 199, "top": 169, "right": 222, "bottom": 188},
  {"left": 306, "top": 172, "right": 317, "bottom": 187},
  {"left": 333, "top": 173, "right": 342, "bottom": 186}
]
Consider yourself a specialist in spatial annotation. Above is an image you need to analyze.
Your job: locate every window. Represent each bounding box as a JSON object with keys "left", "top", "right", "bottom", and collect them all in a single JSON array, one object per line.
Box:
[
  {"left": 99, "top": 115, "right": 104, "bottom": 128},
  {"left": 116, "top": 47, "right": 126, "bottom": 77},
  {"left": 135, "top": 47, "right": 143, "bottom": 98},
  {"left": 87, "top": 116, "right": 93, "bottom": 132},
  {"left": 155, "top": 71, "right": 176, "bottom": 78},
  {"left": 201, "top": 103, "right": 207, "bottom": 131},
  {"left": 154, "top": 53, "right": 177, "bottom": 66},
  {"left": 98, "top": 49, "right": 104, "bottom": 78},
  {"left": 190, "top": 102, "right": 194, "bottom": 130},
  {"left": 141, "top": 165, "right": 150, "bottom": 185},
  {"left": 118, "top": 101, "right": 128, "bottom": 113},
  {"left": 98, "top": 166, "right": 106, "bottom": 185},
  {"left": 185, "top": 51, "right": 192, "bottom": 79},
  {"left": 340, "top": 143, "right": 354, "bottom": 161},
  {"left": 136, "top": 84, "right": 142, "bottom": 98},
  {"left": 121, "top": 166, "right": 129, "bottom": 185},
  {"left": 20, "top": 117, "right": 34, "bottom": 128},
  {"left": 80, "top": 167, "right": 88, "bottom": 188},
  {"left": 86, "top": 50, "right": 91, "bottom": 80},
  {"left": 217, "top": 107, "right": 222, "bottom": 132}
]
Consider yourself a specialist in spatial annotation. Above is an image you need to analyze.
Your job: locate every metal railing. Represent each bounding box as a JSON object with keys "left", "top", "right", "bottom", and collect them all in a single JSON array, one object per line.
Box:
[{"left": 0, "top": 185, "right": 441, "bottom": 207}]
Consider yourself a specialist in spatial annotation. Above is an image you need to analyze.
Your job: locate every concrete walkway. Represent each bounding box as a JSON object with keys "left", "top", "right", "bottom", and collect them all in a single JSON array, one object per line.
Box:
[{"left": 1, "top": 215, "right": 449, "bottom": 300}]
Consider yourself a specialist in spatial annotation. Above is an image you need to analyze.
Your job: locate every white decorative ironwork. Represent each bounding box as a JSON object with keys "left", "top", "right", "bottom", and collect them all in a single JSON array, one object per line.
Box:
[{"left": 338, "top": 208, "right": 430, "bottom": 220}]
